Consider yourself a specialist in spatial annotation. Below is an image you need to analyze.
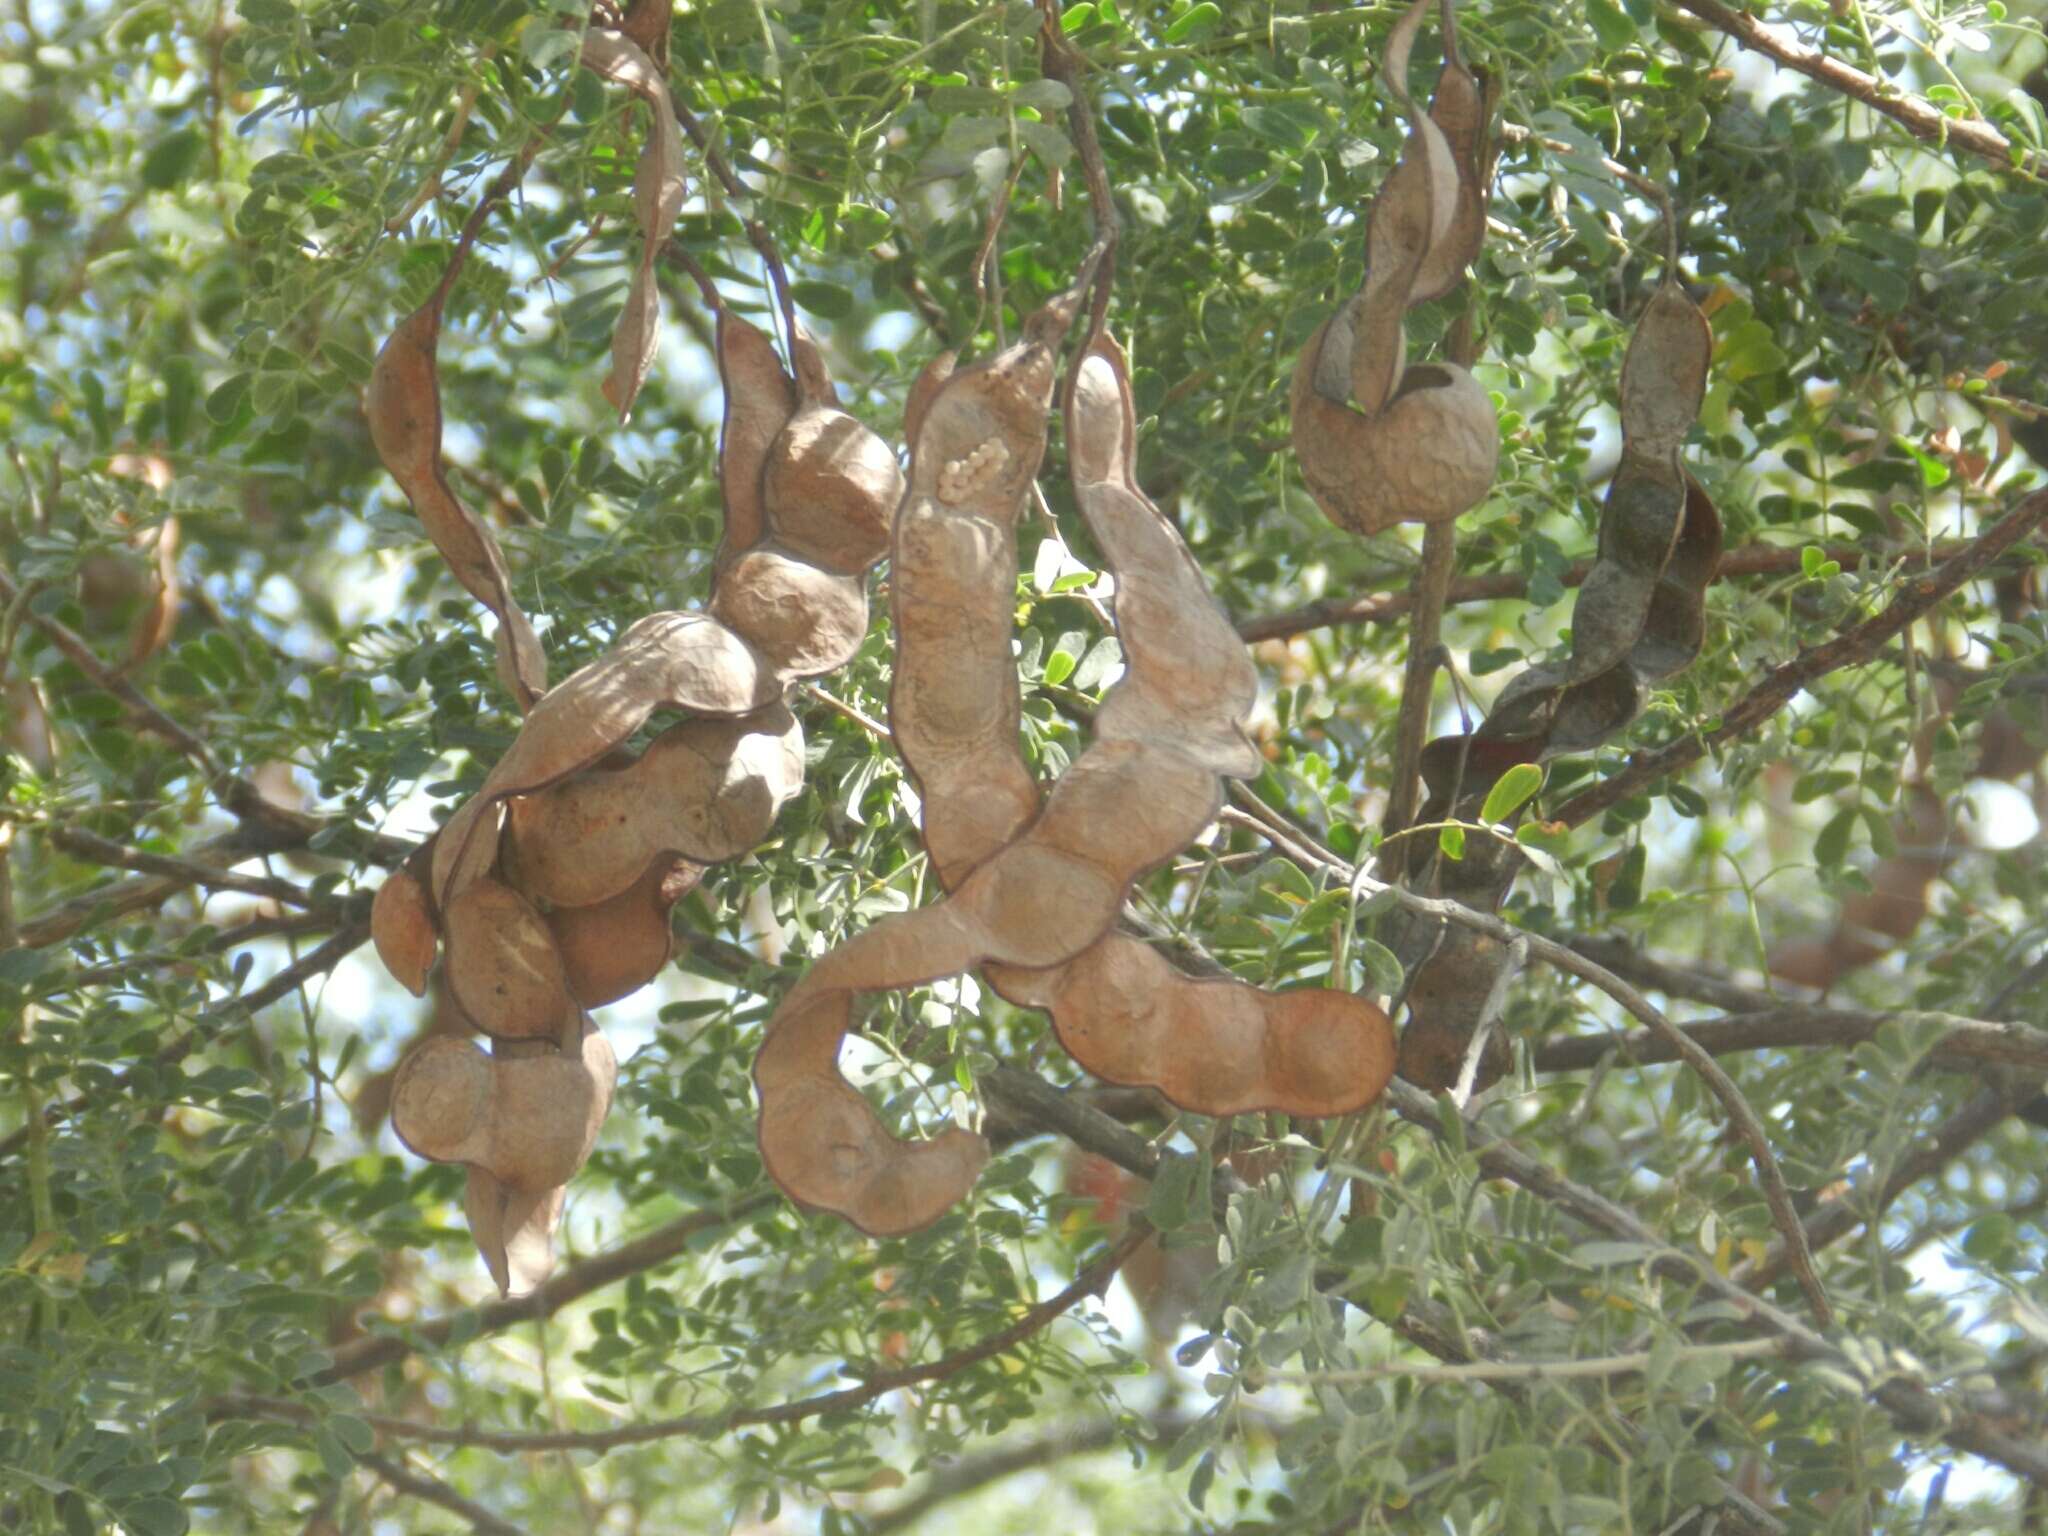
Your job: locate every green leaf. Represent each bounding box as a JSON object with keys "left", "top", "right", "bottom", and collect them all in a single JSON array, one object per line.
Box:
[
  {"left": 1438, "top": 823, "right": 1465, "bottom": 861},
  {"left": 1164, "top": 3, "right": 1221, "bottom": 43},
  {"left": 120, "top": 1499, "right": 190, "bottom": 1536},
  {"left": 1585, "top": 0, "right": 1635, "bottom": 50},
  {"left": 1481, "top": 763, "right": 1543, "bottom": 824},
  {"left": 1357, "top": 939, "right": 1403, "bottom": 998},
  {"left": 1815, "top": 807, "right": 1858, "bottom": 867},
  {"left": 141, "top": 127, "right": 205, "bottom": 191},
  {"left": 791, "top": 280, "right": 853, "bottom": 319}
]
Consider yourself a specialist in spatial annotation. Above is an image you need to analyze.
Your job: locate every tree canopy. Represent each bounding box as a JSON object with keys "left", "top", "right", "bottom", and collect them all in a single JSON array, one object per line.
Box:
[{"left": 6, "top": 0, "right": 2048, "bottom": 1532}]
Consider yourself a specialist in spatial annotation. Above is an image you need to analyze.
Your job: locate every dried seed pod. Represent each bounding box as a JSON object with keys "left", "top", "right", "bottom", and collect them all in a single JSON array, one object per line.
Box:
[
  {"left": 1393, "top": 280, "right": 1721, "bottom": 1088},
  {"left": 390, "top": 1016, "right": 615, "bottom": 1193},
  {"left": 441, "top": 876, "right": 575, "bottom": 1040},
  {"left": 760, "top": 332, "right": 904, "bottom": 575},
  {"left": 581, "top": 30, "right": 688, "bottom": 420},
  {"left": 466, "top": 1167, "right": 566, "bottom": 1297},
  {"left": 502, "top": 704, "right": 803, "bottom": 910},
  {"left": 371, "top": 862, "right": 437, "bottom": 998},
  {"left": 1289, "top": 0, "right": 1499, "bottom": 536},
  {"left": 708, "top": 551, "right": 871, "bottom": 678},
  {"left": 755, "top": 292, "right": 1087, "bottom": 1233},
  {"left": 712, "top": 312, "right": 798, "bottom": 574},
  {"left": 754, "top": 319, "right": 1395, "bottom": 1236},
  {"left": 998, "top": 934, "right": 1393, "bottom": 1118},
  {"left": 432, "top": 610, "right": 778, "bottom": 906},
  {"left": 368, "top": 296, "right": 549, "bottom": 710},
  {"left": 548, "top": 856, "right": 703, "bottom": 1008}
]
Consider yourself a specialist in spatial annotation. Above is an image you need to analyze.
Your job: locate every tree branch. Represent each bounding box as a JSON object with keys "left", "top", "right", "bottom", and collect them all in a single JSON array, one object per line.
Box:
[
  {"left": 358, "top": 1452, "right": 530, "bottom": 1536},
  {"left": 315, "top": 1188, "right": 782, "bottom": 1384},
  {"left": 1554, "top": 487, "right": 2048, "bottom": 827},
  {"left": 238, "top": 1228, "right": 1149, "bottom": 1452},
  {"left": 1669, "top": 0, "right": 2046, "bottom": 182},
  {"left": 47, "top": 826, "right": 331, "bottom": 911},
  {"left": 1534, "top": 1002, "right": 2048, "bottom": 1076},
  {"left": 1234, "top": 536, "right": 1985, "bottom": 642}
]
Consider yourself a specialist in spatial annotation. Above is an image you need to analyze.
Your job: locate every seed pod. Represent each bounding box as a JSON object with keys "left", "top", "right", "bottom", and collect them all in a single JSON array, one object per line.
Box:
[
  {"left": 1394, "top": 281, "right": 1721, "bottom": 1089},
  {"left": 581, "top": 30, "right": 688, "bottom": 421},
  {"left": 761, "top": 333, "right": 903, "bottom": 575},
  {"left": 754, "top": 317, "right": 1395, "bottom": 1237},
  {"left": 548, "top": 856, "right": 703, "bottom": 1008},
  {"left": 502, "top": 704, "right": 803, "bottom": 910},
  {"left": 441, "top": 876, "right": 574, "bottom": 1040},
  {"left": 390, "top": 1015, "right": 616, "bottom": 1194},
  {"left": 371, "top": 861, "right": 437, "bottom": 999},
  {"left": 1289, "top": 0, "right": 1499, "bottom": 537},
  {"left": 368, "top": 296, "right": 549, "bottom": 711}
]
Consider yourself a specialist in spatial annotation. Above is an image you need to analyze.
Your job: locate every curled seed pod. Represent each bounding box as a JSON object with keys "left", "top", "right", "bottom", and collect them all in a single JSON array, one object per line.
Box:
[
  {"left": 548, "top": 856, "right": 704, "bottom": 1009},
  {"left": 371, "top": 860, "right": 437, "bottom": 998},
  {"left": 432, "top": 610, "right": 778, "bottom": 906},
  {"left": 390, "top": 1016, "right": 616, "bottom": 1194},
  {"left": 502, "top": 704, "right": 803, "bottom": 910},
  {"left": 754, "top": 315, "right": 1395, "bottom": 1236},
  {"left": 754, "top": 289, "right": 1088, "bottom": 1233},
  {"left": 581, "top": 30, "right": 687, "bottom": 421},
  {"left": 1393, "top": 280, "right": 1721, "bottom": 1089},
  {"left": 440, "top": 876, "right": 575, "bottom": 1040},
  {"left": 708, "top": 550, "right": 872, "bottom": 678},
  {"left": 367, "top": 296, "right": 549, "bottom": 710},
  {"left": 1289, "top": 0, "right": 1499, "bottom": 536},
  {"left": 986, "top": 341, "right": 1394, "bottom": 1116},
  {"left": 760, "top": 332, "right": 905, "bottom": 576}
]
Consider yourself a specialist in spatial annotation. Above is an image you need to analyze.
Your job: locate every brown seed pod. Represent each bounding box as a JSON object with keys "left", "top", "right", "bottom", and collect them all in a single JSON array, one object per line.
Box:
[
  {"left": 754, "top": 317, "right": 1395, "bottom": 1236},
  {"left": 367, "top": 296, "right": 549, "bottom": 711},
  {"left": 390, "top": 1016, "right": 616, "bottom": 1194},
  {"left": 760, "top": 332, "right": 904, "bottom": 575},
  {"left": 440, "top": 876, "right": 575, "bottom": 1040},
  {"left": 465, "top": 1167, "right": 566, "bottom": 1297},
  {"left": 1288, "top": 0, "right": 1500, "bottom": 537},
  {"left": 754, "top": 291, "right": 1086, "bottom": 1233},
  {"left": 998, "top": 934, "right": 1394, "bottom": 1118},
  {"left": 1392, "top": 280, "right": 1721, "bottom": 1088},
  {"left": 707, "top": 550, "right": 871, "bottom": 679},
  {"left": 432, "top": 610, "right": 779, "bottom": 906},
  {"left": 547, "top": 856, "right": 704, "bottom": 1008},
  {"left": 502, "top": 704, "right": 803, "bottom": 910},
  {"left": 581, "top": 30, "right": 687, "bottom": 421},
  {"left": 371, "top": 862, "right": 437, "bottom": 999}
]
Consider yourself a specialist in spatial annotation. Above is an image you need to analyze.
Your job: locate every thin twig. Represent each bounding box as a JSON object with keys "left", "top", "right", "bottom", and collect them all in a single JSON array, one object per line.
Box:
[
  {"left": 359, "top": 1452, "right": 530, "bottom": 1536},
  {"left": 1255, "top": 1336, "right": 1787, "bottom": 1388},
  {"left": 48, "top": 826, "right": 327, "bottom": 911},
  {"left": 800, "top": 682, "right": 890, "bottom": 740},
  {"left": 1534, "top": 1004, "right": 2048, "bottom": 1077},
  {"left": 232, "top": 1228, "right": 1148, "bottom": 1452},
  {"left": 1235, "top": 537, "right": 1992, "bottom": 642},
  {"left": 1356, "top": 870, "right": 1834, "bottom": 1325}
]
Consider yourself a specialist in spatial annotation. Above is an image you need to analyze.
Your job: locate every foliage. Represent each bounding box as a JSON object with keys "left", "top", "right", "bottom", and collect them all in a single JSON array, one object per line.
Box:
[{"left": 6, "top": 0, "right": 2048, "bottom": 1532}]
